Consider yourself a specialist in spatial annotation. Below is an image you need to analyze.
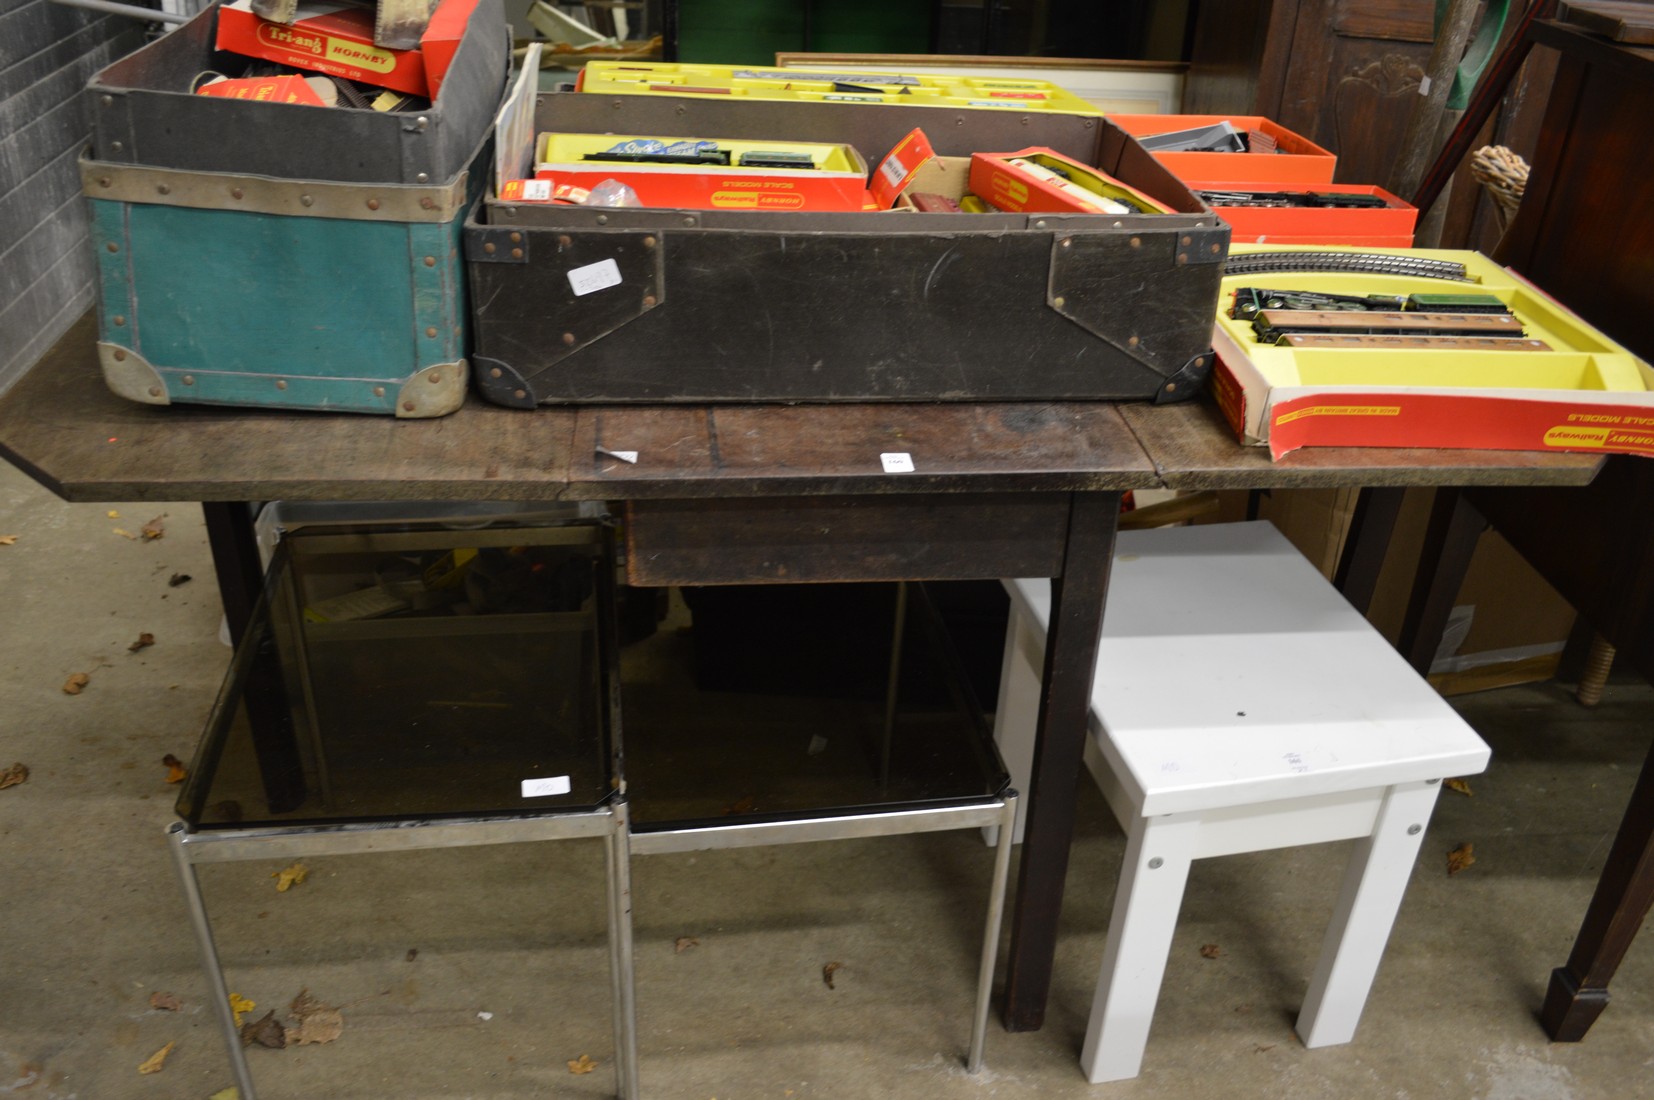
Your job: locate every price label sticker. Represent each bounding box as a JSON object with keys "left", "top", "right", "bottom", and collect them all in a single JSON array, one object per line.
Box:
[
  {"left": 880, "top": 452, "right": 915, "bottom": 473},
  {"left": 521, "top": 775, "right": 572, "bottom": 798},
  {"left": 567, "top": 258, "right": 623, "bottom": 297}
]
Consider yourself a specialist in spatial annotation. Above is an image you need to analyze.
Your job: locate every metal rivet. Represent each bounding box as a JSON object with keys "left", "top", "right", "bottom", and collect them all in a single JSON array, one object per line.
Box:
[
  {"left": 514, "top": 389, "right": 527, "bottom": 399},
  {"left": 1128, "top": 335, "right": 1140, "bottom": 347},
  {"left": 682, "top": 216, "right": 696, "bottom": 227},
  {"left": 113, "top": 350, "right": 126, "bottom": 361},
  {"left": 98, "top": 177, "right": 111, "bottom": 188},
  {"left": 367, "top": 198, "right": 380, "bottom": 210},
  {"left": 373, "top": 386, "right": 385, "bottom": 397},
  {"left": 1060, "top": 237, "right": 1073, "bottom": 248},
  {"left": 1210, "top": 243, "right": 1221, "bottom": 254},
  {"left": 1148, "top": 857, "right": 1164, "bottom": 869},
  {"left": 1407, "top": 824, "right": 1423, "bottom": 835},
  {"left": 484, "top": 242, "right": 496, "bottom": 254},
  {"left": 416, "top": 172, "right": 429, "bottom": 183},
  {"left": 1034, "top": 219, "right": 1048, "bottom": 230},
  {"left": 558, "top": 235, "right": 572, "bottom": 247},
  {"left": 425, "top": 327, "right": 438, "bottom": 338},
  {"left": 510, "top": 247, "right": 523, "bottom": 259},
  {"left": 643, "top": 236, "right": 656, "bottom": 248},
  {"left": 1130, "top": 236, "right": 1142, "bottom": 248},
  {"left": 231, "top": 188, "right": 244, "bottom": 199},
  {"left": 1052, "top": 296, "right": 1066, "bottom": 309},
  {"left": 424, "top": 256, "right": 436, "bottom": 267},
  {"left": 105, "top": 242, "right": 118, "bottom": 253},
  {"left": 276, "top": 380, "right": 287, "bottom": 390},
  {"left": 111, "top": 141, "right": 123, "bottom": 153},
  {"left": 420, "top": 198, "right": 435, "bottom": 210},
  {"left": 156, "top": 184, "right": 169, "bottom": 195},
  {"left": 1112, "top": 220, "right": 1123, "bottom": 228},
  {"left": 1181, "top": 235, "right": 1192, "bottom": 246},
  {"left": 490, "top": 368, "right": 503, "bottom": 379},
  {"left": 1194, "top": 356, "right": 1206, "bottom": 367},
  {"left": 100, "top": 95, "right": 113, "bottom": 107},
  {"left": 596, "top": 214, "right": 609, "bottom": 225},
  {"left": 643, "top": 295, "right": 657, "bottom": 308},
  {"left": 147, "top": 386, "right": 161, "bottom": 397},
  {"left": 1084, "top": 119, "right": 1095, "bottom": 128},
  {"left": 1166, "top": 382, "right": 1178, "bottom": 392},
  {"left": 427, "top": 371, "right": 442, "bottom": 383},
  {"left": 510, "top": 232, "right": 522, "bottom": 243},
  {"left": 1020, "top": 116, "right": 1030, "bottom": 125},
  {"left": 612, "top": 99, "right": 624, "bottom": 109},
  {"left": 113, "top": 315, "right": 125, "bottom": 327},
  {"left": 300, "top": 195, "right": 313, "bottom": 207},
  {"left": 1177, "top": 252, "right": 1188, "bottom": 265},
  {"left": 182, "top": 375, "right": 194, "bottom": 386},
  {"left": 403, "top": 400, "right": 416, "bottom": 412},
  {"left": 675, "top": 104, "right": 686, "bottom": 115},
  {"left": 415, "top": 116, "right": 429, "bottom": 130},
  {"left": 562, "top": 332, "right": 576, "bottom": 345}
]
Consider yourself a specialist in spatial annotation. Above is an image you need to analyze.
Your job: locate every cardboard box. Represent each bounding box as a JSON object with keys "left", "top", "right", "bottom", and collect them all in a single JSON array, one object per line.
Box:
[
  {"left": 195, "top": 74, "right": 327, "bottom": 105},
  {"left": 1185, "top": 181, "right": 1416, "bottom": 246},
  {"left": 532, "top": 133, "right": 873, "bottom": 212},
  {"left": 421, "top": 0, "right": 481, "bottom": 101},
  {"left": 1210, "top": 245, "right": 1654, "bottom": 459},
  {"left": 969, "top": 147, "right": 1172, "bottom": 215},
  {"left": 215, "top": 0, "right": 429, "bottom": 97},
  {"left": 1108, "top": 114, "right": 1336, "bottom": 185}
]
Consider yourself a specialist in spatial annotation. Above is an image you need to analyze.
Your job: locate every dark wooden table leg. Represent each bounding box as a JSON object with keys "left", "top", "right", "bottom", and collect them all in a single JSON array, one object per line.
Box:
[
  {"left": 1398, "top": 488, "right": 1487, "bottom": 676},
  {"left": 201, "top": 501, "right": 307, "bottom": 813},
  {"left": 1333, "top": 487, "right": 1407, "bottom": 616},
  {"left": 1541, "top": 733, "right": 1654, "bottom": 1040},
  {"left": 1002, "top": 490, "right": 1120, "bottom": 1031}
]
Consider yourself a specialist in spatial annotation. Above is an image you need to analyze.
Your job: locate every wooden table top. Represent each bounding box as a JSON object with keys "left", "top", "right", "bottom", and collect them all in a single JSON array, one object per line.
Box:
[{"left": 0, "top": 313, "right": 1605, "bottom": 502}]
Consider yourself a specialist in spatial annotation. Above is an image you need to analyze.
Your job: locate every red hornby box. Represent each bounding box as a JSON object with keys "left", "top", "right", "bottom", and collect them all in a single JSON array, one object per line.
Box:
[{"left": 215, "top": 0, "right": 430, "bottom": 97}]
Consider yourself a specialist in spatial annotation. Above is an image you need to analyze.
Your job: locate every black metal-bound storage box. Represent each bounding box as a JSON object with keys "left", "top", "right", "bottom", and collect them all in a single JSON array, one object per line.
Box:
[
  {"left": 87, "top": 0, "right": 507, "bottom": 184},
  {"left": 464, "top": 91, "right": 1230, "bottom": 407}
]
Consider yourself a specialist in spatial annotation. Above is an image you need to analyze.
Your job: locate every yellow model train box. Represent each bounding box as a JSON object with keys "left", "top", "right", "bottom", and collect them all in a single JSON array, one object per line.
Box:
[
  {"left": 1209, "top": 245, "right": 1654, "bottom": 459},
  {"left": 532, "top": 133, "right": 872, "bottom": 211},
  {"left": 574, "top": 60, "right": 1103, "bottom": 115}
]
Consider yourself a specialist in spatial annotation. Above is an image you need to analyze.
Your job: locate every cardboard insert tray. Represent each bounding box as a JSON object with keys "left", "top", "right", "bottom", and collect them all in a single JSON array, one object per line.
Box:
[{"left": 1209, "top": 246, "right": 1654, "bottom": 458}]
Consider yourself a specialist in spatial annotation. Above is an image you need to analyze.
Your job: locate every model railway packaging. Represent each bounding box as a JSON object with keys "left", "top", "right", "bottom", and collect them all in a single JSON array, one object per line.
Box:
[
  {"left": 1187, "top": 183, "right": 1417, "bottom": 247},
  {"left": 1209, "top": 246, "right": 1654, "bottom": 458},
  {"left": 464, "top": 58, "right": 1229, "bottom": 407},
  {"left": 1108, "top": 114, "right": 1337, "bottom": 185},
  {"left": 81, "top": 0, "right": 509, "bottom": 416}
]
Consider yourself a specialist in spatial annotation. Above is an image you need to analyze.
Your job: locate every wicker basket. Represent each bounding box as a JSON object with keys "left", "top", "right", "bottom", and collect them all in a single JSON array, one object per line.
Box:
[{"left": 1471, "top": 145, "right": 1530, "bottom": 228}]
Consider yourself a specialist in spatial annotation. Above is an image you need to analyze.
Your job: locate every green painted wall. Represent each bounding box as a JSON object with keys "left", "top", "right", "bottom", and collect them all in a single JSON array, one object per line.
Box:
[{"left": 678, "top": 0, "right": 931, "bottom": 65}]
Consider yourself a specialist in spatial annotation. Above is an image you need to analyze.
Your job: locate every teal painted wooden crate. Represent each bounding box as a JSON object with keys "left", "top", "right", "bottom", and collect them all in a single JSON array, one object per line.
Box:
[
  {"left": 80, "top": 1, "right": 507, "bottom": 416},
  {"left": 85, "top": 155, "right": 482, "bottom": 417}
]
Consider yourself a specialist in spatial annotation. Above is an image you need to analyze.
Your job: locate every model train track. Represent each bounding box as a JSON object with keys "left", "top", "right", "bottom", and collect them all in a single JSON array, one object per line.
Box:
[{"left": 1223, "top": 251, "right": 1472, "bottom": 281}]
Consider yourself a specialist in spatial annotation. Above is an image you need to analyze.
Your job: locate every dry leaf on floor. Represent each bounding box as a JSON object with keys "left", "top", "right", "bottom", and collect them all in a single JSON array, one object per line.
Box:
[
  {"left": 822, "top": 961, "right": 843, "bottom": 989},
  {"left": 272, "top": 862, "right": 309, "bottom": 891},
  {"left": 137, "top": 1041, "right": 175, "bottom": 1074},
  {"left": 113, "top": 528, "right": 137, "bottom": 540},
  {"left": 168, "top": 573, "right": 192, "bottom": 587},
  {"left": 287, "top": 989, "right": 343, "bottom": 1046},
  {"left": 141, "top": 514, "right": 168, "bottom": 540},
  {"left": 163, "top": 753, "right": 188, "bottom": 784},
  {"left": 0, "top": 763, "right": 28, "bottom": 790},
  {"left": 405, "top": 948, "right": 419, "bottom": 962},
  {"left": 228, "top": 993, "right": 256, "bottom": 1028},
  {"left": 149, "top": 992, "right": 182, "bottom": 1012},
  {"left": 1200, "top": 944, "right": 1222, "bottom": 959},
  {"left": 1447, "top": 842, "right": 1476, "bottom": 875},
  {"left": 209, "top": 1088, "right": 241, "bottom": 1100},
  {"left": 674, "top": 936, "right": 699, "bottom": 954},
  {"left": 240, "top": 1010, "right": 286, "bottom": 1049},
  {"left": 107, "top": 511, "right": 120, "bottom": 519},
  {"left": 0, "top": 535, "right": 17, "bottom": 546},
  {"left": 1444, "top": 778, "right": 1474, "bottom": 797},
  {"left": 129, "top": 633, "right": 156, "bottom": 652},
  {"left": 567, "top": 1054, "right": 598, "bottom": 1075},
  {"left": 62, "top": 672, "right": 90, "bottom": 695}
]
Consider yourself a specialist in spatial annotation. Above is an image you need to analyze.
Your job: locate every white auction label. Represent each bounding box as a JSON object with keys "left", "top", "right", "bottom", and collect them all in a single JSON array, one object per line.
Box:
[
  {"left": 567, "top": 258, "right": 623, "bottom": 297},
  {"left": 521, "top": 775, "right": 572, "bottom": 798},
  {"left": 880, "top": 452, "right": 915, "bottom": 473}
]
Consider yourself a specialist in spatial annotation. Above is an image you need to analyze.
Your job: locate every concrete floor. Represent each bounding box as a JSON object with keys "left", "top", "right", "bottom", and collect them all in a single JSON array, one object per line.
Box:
[{"left": 1, "top": 457, "right": 1650, "bottom": 1099}]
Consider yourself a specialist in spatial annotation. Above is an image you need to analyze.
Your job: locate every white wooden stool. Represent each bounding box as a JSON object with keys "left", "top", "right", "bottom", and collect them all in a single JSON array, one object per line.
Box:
[{"left": 995, "top": 521, "right": 1489, "bottom": 1083}]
